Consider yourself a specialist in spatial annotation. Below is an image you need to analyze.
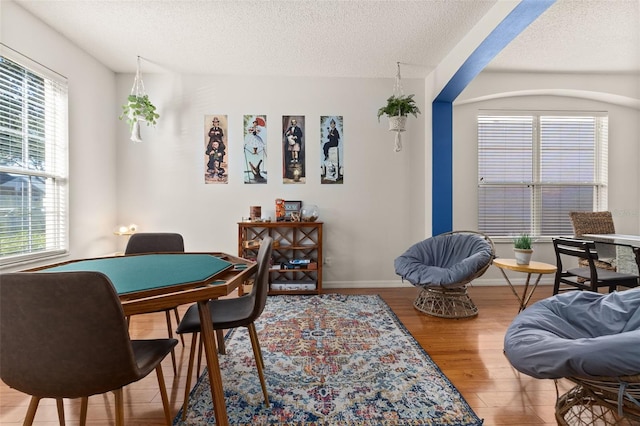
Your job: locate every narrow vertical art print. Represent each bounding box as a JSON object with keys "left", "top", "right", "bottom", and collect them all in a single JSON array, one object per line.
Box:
[
  {"left": 243, "top": 115, "right": 267, "bottom": 184},
  {"left": 282, "top": 115, "right": 305, "bottom": 184},
  {"left": 321, "top": 115, "right": 343, "bottom": 184},
  {"left": 204, "top": 115, "right": 228, "bottom": 184}
]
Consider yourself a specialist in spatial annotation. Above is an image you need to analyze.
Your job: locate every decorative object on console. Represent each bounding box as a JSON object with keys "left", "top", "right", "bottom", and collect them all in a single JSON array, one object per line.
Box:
[
  {"left": 377, "top": 62, "right": 421, "bottom": 152},
  {"left": 249, "top": 206, "right": 262, "bottom": 221},
  {"left": 275, "top": 198, "right": 286, "bottom": 221},
  {"left": 301, "top": 204, "right": 319, "bottom": 222},
  {"left": 119, "top": 56, "right": 159, "bottom": 142},
  {"left": 283, "top": 200, "right": 302, "bottom": 221}
]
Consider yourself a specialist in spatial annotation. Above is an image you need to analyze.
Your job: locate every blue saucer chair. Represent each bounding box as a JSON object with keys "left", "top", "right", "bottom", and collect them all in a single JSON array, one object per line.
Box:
[
  {"left": 394, "top": 231, "right": 495, "bottom": 318},
  {"left": 504, "top": 289, "right": 640, "bottom": 425}
]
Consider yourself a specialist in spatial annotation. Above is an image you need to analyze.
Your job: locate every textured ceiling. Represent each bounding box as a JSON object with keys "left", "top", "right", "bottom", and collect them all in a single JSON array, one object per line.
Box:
[{"left": 11, "top": 0, "right": 640, "bottom": 78}]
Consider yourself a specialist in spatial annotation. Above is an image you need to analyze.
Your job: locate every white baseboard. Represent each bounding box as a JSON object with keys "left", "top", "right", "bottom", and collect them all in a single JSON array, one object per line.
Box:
[
  {"left": 323, "top": 280, "right": 414, "bottom": 289},
  {"left": 322, "top": 277, "right": 555, "bottom": 289}
]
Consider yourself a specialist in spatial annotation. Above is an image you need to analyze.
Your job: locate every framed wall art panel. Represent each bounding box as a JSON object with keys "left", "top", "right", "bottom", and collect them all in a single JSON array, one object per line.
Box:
[
  {"left": 321, "top": 115, "right": 343, "bottom": 184},
  {"left": 204, "top": 114, "right": 228, "bottom": 184},
  {"left": 243, "top": 114, "right": 267, "bottom": 184},
  {"left": 282, "top": 115, "right": 305, "bottom": 184}
]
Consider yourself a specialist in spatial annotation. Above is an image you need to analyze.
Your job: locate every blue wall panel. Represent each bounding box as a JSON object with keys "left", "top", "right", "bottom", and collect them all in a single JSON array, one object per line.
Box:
[{"left": 431, "top": 0, "right": 555, "bottom": 234}]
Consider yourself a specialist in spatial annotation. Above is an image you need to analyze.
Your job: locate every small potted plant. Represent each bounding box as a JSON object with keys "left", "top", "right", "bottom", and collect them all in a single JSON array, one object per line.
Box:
[
  {"left": 119, "top": 94, "right": 160, "bottom": 142},
  {"left": 513, "top": 233, "right": 533, "bottom": 265},
  {"left": 377, "top": 94, "right": 421, "bottom": 131}
]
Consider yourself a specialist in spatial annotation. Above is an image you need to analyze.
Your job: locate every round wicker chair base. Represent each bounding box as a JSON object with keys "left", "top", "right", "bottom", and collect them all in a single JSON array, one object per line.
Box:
[
  {"left": 413, "top": 286, "right": 478, "bottom": 319},
  {"left": 556, "top": 385, "right": 640, "bottom": 426}
]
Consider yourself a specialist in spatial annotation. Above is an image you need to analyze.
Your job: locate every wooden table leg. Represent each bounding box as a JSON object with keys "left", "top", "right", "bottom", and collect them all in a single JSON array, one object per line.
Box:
[{"left": 197, "top": 300, "right": 229, "bottom": 426}]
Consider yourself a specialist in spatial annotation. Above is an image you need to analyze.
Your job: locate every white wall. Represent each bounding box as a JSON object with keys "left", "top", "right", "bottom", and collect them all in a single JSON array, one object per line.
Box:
[
  {"left": 115, "top": 73, "right": 426, "bottom": 287},
  {"left": 1, "top": 0, "right": 118, "bottom": 272},
  {"left": 454, "top": 71, "right": 640, "bottom": 284},
  {"left": 6, "top": 0, "right": 639, "bottom": 288}
]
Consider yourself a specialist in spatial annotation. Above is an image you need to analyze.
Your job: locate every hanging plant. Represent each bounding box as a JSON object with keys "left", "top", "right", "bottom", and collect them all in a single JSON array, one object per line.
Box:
[
  {"left": 376, "top": 94, "right": 421, "bottom": 123},
  {"left": 118, "top": 56, "right": 159, "bottom": 142},
  {"left": 377, "top": 62, "right": 422, "bottom": 152},
  {"left": 120, "top": 94, "right": 159, "bottom": 129}
]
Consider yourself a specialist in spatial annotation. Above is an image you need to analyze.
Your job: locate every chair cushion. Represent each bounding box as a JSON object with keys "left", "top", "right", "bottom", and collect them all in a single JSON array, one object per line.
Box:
[
  {"left": 567, "top": 266, "right": 638, "bottom": 282},
  {"left": 394, "top": 233, "right": 493, "bottom": 286},
  {"left": 504, "top": 289, "right": 640, "bottom": 379}
]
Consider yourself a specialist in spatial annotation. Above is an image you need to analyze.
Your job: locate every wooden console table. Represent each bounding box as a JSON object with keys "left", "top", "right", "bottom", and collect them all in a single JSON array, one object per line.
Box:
[{"left": 238, "top": 221, "right": 323, "bottom": 295}]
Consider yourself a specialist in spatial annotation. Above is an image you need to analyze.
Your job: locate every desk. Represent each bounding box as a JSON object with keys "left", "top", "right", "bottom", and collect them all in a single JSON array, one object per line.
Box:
[
  {"left": 493, "top": 258, "right": 557, "bottom": 313},
  {"left": 28, "top": 252, "right": 256, "bottom": 426},
  {"left": 583, "top": 234, "right": 640, "bottom": 274},
  {"left": 583, "top": 233, "right": 640, "bottom": 248}
]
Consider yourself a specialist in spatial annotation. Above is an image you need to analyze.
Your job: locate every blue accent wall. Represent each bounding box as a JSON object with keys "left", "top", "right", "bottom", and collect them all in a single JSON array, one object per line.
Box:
[
  {"left": 432, "top": 101, "right": 453, "bottom": 236},
  {"left": 431, "top": 0, "right": 555, "bottom": 234}
]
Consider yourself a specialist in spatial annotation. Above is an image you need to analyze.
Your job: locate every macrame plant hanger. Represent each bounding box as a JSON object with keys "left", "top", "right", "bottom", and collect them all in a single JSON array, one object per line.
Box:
[
  {"left": 392, "top": 62, "right": 404, "bottom": 152},
  {"left": 129, "top": 56, "right": 145, "bottom": 142}
]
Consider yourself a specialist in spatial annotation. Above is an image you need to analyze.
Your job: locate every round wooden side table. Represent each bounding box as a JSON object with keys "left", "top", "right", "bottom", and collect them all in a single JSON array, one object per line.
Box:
[{"left": 493, "top": 258, "right": 557, "bottom": 313}]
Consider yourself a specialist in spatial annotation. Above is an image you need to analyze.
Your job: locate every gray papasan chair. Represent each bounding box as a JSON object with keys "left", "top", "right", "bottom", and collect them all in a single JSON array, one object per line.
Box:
[
  {"left": 394, "top": 231, "right": 495, "bottom": 318},
  {"left": 504, "top": 289, "right": 640, "bottom": 424}
]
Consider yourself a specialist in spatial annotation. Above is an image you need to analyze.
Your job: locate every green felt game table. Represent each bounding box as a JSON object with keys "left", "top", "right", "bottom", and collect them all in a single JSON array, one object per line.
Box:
[
  {"left": 29, "top": 252, "right": 256, "bottom": 426},
  {"left": 40, "top": 253, "right": 233, "bottom": 295}
]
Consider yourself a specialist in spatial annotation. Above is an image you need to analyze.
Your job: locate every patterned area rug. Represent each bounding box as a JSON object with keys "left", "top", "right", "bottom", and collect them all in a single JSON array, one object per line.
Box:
[{"left": 174, "top": 294, "right": 483, "bottom": 425}]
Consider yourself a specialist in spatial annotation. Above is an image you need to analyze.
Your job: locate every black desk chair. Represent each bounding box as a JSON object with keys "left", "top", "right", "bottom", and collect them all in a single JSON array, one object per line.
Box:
[
  {"left": 0, "top": 271, "right": 177, "bottom": 426},
  {"left": 125, "top": 232, "right": 185, "bottom": 373},
  {"left": 552, "top": 237, "right": 639, "bottom": 295},
  {"left": 176, "top": 236, "right": 273, "bottom": 420}
]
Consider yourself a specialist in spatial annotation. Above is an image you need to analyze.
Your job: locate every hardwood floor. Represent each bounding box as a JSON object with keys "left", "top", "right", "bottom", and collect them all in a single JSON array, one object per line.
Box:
[{"left": 0, "top": 285, "right": 571, "bottom": 425}]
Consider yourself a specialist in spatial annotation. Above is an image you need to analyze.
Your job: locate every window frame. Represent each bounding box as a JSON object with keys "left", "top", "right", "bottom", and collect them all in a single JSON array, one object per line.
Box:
[
  {"left": 0, "top": 44, "right": 69, "bottom": 267},
  {"left": 477, "top": 109, "right": 608, "bottom": 240}
]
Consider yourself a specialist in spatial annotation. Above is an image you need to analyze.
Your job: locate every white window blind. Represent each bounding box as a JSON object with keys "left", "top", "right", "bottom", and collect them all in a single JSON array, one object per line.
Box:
[
  {"left": 478, "top": 111, "right": 607, "bottom": 238},
  {"left": 0, "top": 46, "right": 68, "bottom": 266}
]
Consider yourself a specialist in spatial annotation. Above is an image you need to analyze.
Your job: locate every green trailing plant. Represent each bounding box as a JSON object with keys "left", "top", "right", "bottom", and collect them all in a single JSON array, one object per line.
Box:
[
  {"left": 513, "top": 233, "right": 533, "bottom": 250},
  {"left": 120, "top": 94, "right": 159, "bottom": 129},
  {"left": 377, "top": 94, "right": 421, "bottom": 122}
]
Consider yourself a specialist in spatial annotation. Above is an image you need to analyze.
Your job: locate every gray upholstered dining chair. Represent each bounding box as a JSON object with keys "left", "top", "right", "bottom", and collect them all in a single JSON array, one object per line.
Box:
[
  {"left": 0, "top": 271, "right": 177, "bottom": 426},
  {"left": 125, "top": 232, "right": 185, "bottom": 255},
  {"left": 125, "top": 232, "right": 185, "bottom": 373},
  {"left": 175, "top": 236, "right": 273, "bottom": 420}
]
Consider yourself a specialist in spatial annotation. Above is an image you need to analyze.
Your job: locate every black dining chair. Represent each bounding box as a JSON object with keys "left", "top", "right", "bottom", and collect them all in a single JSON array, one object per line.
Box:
[
  {"left": 552, "top": 237, "right": 639, "bottom": 295},
  {"left": 0, "top": 271, "right": 178, "bottom": 426},
  {"left": 176, "top": 236, "right": 273, "bottom": 420},
  {"left": 124, "top": 232, "right": 185, "bottom": 373}
]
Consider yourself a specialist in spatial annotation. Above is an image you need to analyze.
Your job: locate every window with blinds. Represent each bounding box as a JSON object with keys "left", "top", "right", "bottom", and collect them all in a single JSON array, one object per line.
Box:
[
  {"left": 478, "top": 111, "right": 608, "bottom": 238},
  {"left": 0, "top": 47, "right": 68, "bottom": 266}
]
